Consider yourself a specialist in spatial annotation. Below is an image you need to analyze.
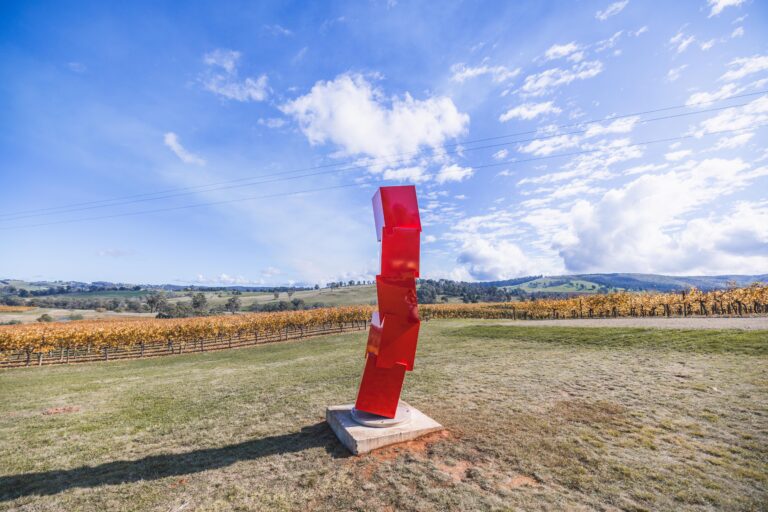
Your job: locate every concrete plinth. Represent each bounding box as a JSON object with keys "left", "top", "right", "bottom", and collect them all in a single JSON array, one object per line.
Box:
[{"left": 326, "top": 402, "right": 443, "bottom": 455}]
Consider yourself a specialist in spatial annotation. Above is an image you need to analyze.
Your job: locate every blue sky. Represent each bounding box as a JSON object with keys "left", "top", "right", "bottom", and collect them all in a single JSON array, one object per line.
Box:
[{"left": 1, "top": 0, "right": 766, "bottom": 286}]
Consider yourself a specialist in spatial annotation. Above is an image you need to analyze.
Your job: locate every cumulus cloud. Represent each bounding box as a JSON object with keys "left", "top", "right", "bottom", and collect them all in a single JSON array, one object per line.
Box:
[
  {"left": 435, "top": 164, "right": 474, "bottom": 184},
  {"left": 521, "top": 61, "right": 603, "bottom": 96},
  {"left": 595, "top": 0, "right": 629, "bottom": 21},
  {"left": 163, "top": 132, "right": 206, "bottom": 165},
  {"left": 708, "top": 0, "right": 745, "bottom": 17},
  {"left": 280, "top": 73, "right": 469, "bottom": 160},
  {"left": 499, "top": 101, "right": 561, "bottom": 121},
  {"left": 552, "top": 159, "right": 768, "bottom": 273},
  {"left": 201, "top": 49, "right": 269, "bottom": 102},
  {"left": 450, "top": 62, "right": 520, "bottom": 83},
  {"left": 720, "top": 55, "right": 768, "bottom": 82},
  {"left": 454, "top": 238, "right": 535, "bottom": 280}
]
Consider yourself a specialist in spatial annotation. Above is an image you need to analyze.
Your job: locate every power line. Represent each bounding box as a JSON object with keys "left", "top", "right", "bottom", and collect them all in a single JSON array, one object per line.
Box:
[
  {"left": 2, "top": 124, "right": 760, "bottom": 231},
  {"left": 1, "top": 100, "right": 760, "bottom": 221},
  {"left": 2, "top": 88, "right": 765, "bottom": 219}
]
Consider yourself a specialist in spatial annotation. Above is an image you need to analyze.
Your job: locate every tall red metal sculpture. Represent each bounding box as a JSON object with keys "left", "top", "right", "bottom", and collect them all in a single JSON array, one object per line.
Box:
[{"left": 354, "top": 185, "right": 421, "bottom": 419}]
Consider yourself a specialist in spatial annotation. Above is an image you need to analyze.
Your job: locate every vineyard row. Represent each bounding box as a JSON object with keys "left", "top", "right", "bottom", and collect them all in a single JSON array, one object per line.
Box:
[{"left": 1, "top": 285, "right": 766, "bottom": 367}]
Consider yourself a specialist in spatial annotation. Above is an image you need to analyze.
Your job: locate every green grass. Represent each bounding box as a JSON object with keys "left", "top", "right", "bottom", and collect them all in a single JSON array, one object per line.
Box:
[
  {"left": 450, "top": 325, "right": 768, "bottom": 355},
  {"left": 503, "top": 277, "right": 615, "bottom": 293},
  {"left": 168, "top": 285, "right": 377, "bottom": 308},
  {"left": 1, "top": 320, "right": 766, "bottom": 511}
]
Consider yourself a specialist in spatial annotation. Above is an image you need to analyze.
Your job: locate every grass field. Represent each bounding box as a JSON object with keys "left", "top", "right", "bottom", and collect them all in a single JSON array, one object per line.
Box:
[
  {"left": 167, "top": 285, "right": 378, "bottom": 309},
  {"left": 1, "top": 321, "right": 766, "bottom": 511},
  {"left": 0, "top": 307, "right": 154, "bottom": 324}
]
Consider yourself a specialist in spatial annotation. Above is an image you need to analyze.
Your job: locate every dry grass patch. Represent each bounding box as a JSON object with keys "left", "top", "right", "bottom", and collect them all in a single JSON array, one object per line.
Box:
[{"left": 0, "top": 320, "right": 766, "bottom": 511}]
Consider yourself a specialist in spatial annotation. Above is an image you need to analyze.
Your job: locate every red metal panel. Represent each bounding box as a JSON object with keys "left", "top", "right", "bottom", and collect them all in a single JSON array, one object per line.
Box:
[
  {"left": 380, "top": 228, "right": 420, "bottom": 278},
  {"left": 355, "top": 354, "right": 407, "bottom": 418},
  {"left": 355, "top": 185, "right": 422, "bottom": 419}
]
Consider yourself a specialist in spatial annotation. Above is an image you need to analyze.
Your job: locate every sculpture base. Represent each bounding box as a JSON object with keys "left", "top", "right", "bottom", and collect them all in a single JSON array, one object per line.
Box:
[
  {"left": 326, "top": 402, "right": 443, "bottom": 455},
  {"left": 351, "top": 401, "right": 412, "bottom": 427}
]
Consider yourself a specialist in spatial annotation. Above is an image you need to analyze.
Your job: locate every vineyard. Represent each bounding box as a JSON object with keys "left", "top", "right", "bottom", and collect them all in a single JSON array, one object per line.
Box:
[
  {"left": 1, "top": 285, "right": 766, "bottom": 367},
  {"left": 0, "top": 305, "right": 35, "bottom": 312}
]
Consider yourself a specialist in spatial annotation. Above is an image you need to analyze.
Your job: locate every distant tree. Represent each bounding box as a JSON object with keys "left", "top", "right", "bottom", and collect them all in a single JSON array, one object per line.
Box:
[
  {"left": 145, "top": 291, "right": 167, "bottom": 313},
  {"left": 225, "top": 296, "right": 241, "bottom": 314},
  {"left": 37, "top": 313, "right": 53, "bottom": 322},
  {"left": 273, "top": 291, "right": 280, "bottom": 300},
  {"left": 314, "top": 284, "right": 320, "bottom": 290},
  {"left": 192, "top": 293, "right": 208, "bottom": 311},
  {"left": 287, "top": 290, "right": 295, "bottom": 299}
]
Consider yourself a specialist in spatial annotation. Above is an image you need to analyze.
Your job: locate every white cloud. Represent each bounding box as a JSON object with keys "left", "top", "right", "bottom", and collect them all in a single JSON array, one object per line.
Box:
[
  {"left": 499, "top": 101, "right": 561, "bottom": 121},
  {"left": 258, "top": 117, "right": 287, "bottom": 129},
  {"left": 263, "top": 24, "right": 292, "bottom": 36},
  {"left": 280, "top": 73, "right": 469, "bottom": 160},
  {"left": 685, "top": 83, "right": 741, "bottom": 106},
  {"left": 632, "top": 26, "right": 648, "bottom": 36},
  {"left": 544, "top": 42, "right": 580, "bottom": 61},
  {"left": 163, "top": 132, "right": 206, "bottom": 166},
  {"left": 700, "top": 39, "right": 716, "bottom": 51},
  {"left": 720, "top": 55, "right": 768, "bottom": 81},
  {"left": 552, "top": 159, "right": 768, "bottom": 273},
  {"left": 708, "top": 0, "right": 745, "bottom": 17},
  {"left": 492, "top": 149, "right": 509, "bottom": 160},
  {"left": 670, "top": 32, "right": 695, "bottom": 54},
  {"left": 201, "top": 49, "right": 269, "bottom": 102},
  {"left": 423, "top": 234, "right": 437, "bottom": 244},
  {"left": 694, "top": 95, "right": 768, "bottom": 135},
  {"left": 623, "top": 163, "right": 668, "bottom": 175},
  {"left": 453, "top": 238, "right": 536, "bottom": 280},
  {"left": 584, "top": 116, "right": 638, "bottom": 138},
  {"left": 435, "top": 164, "right": 474, "bottom": 184},
  {"left": 731, "top": 26, "right": 744, "bottom": 38},
  {"left": 382, "top": 166, "right": 430, "bottom": 182},
  {"left": 595, "top": 0, "right": 629, "bottom": 21},
  {"left": 667, "top": 65, "right": 687, "bottom": 82},
  {"left": 450, "top": 62, "right": 520, "bottom": 83},
  {"left": 595, "top": 31, "right": 623, "bottom": 52},
  {"left": 713, "top": 132, "right": 754, "bottom": 150},
  {"left": 518, "top": 134, "right": 580, "bottom": 156},
  {"left": 521, "top": 60, "right": 603, "bottom": 96},
  {"left": 665, "top": 149, "right": 692, "bottom": 161}
]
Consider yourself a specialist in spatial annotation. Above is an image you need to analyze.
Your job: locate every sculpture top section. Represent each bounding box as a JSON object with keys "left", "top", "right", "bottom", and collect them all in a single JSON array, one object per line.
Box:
[{"left": 372, "top": 186, "right": 421, "bottom": 242}]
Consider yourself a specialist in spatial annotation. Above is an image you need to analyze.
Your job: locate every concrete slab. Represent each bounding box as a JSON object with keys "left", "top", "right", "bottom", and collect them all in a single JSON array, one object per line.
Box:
[{"left": 326, "top": 402, "right": 443, "bottom": 455}]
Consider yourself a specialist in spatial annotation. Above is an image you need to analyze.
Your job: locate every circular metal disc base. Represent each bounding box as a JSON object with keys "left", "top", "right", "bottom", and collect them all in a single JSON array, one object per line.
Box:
[{"left": 351, "top": 402, "right": 412, "bottom": 428}]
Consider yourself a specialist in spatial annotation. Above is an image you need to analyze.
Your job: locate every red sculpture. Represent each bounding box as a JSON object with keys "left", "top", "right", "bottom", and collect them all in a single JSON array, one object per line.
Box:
[{"left": 354, "top": 186, "right": 421, "bottom": 418}]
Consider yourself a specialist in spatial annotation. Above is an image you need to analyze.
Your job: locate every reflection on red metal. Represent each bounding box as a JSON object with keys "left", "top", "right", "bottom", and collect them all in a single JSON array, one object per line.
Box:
[{"left": 354, "top": 186, "right": 421, "bottom": 418}]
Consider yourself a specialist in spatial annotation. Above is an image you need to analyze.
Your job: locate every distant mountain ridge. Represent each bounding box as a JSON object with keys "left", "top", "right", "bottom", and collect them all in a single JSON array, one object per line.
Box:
[
  {"left": 3, "top": 273, "right": 767, "bottom": 295},
  {"left": 485, "top": 273, "right": 768, "bottom": 293}
]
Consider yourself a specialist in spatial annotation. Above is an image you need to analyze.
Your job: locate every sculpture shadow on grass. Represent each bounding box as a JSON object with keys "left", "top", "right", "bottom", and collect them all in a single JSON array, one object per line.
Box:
[{"left": 0, "top": 421, "right": 347, "bottom": 501}]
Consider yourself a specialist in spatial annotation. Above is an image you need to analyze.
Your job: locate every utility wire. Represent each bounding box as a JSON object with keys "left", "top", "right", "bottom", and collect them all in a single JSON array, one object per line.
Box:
[
  {"left": 1, "top": 100, "right": 760, "bottom": 221},
  {"left": 2, "top": 124, "right": 760, "bottom": 231},
  {"left": 2, "top": 88, "right": 765, "bottom": 219}
]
